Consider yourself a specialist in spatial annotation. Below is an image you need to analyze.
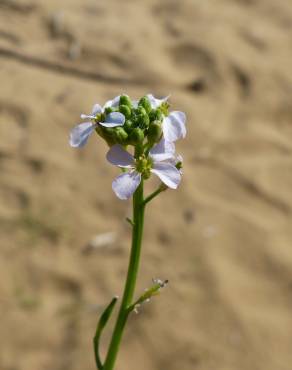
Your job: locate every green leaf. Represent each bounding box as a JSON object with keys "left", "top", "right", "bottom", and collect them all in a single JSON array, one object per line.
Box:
[
  {"left": 128, "top": 279, "right": 168, "bottom": 313},
  {"left": 93, "top": 296, "right": 118, "bottom": 370},
  {"left": 126, "top": 217, "right": 135, "bottom": 227}
]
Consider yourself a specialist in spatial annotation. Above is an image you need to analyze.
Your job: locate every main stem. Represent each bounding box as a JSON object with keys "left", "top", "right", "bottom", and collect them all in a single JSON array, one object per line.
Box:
[{"left": 103, "top": 180, "right": 145, "bottom": 370}]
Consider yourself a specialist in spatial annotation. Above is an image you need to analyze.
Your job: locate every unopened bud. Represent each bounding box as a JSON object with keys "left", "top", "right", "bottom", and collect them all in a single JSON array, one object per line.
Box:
[
  {"left": 119, "top": 94, "right": 132, "bottom": 108},
  {"left": 114, "top": 127, "right": 128, "bottom": 144},
  {"left": 176, "top": 161, "right": 183, "bottom": 170},
  {"left": 102, "top": 127, "right": 115, "bottom": 138},
  {"left": 129, "top": 128, "right": 144, "bottom": 145},
  {"left": 138, "top": 114, "right": 150, "bottom": 129},
  {"left": 147, "top": 120, "right": 162, "bottom": 143},
  {"left": 119, "top": 104, "right": 131, "bottom": 119},
  {"left": 123, "top": 119, "right": 134, "bottom": 133},
  {"left": 138, "top": 96, "right": 152, "bottom": 114},
  {"left": 99, "top": 126, "right": 116, "bottom": 146},
  {"left": 104, "top": 107, "right": 115, "bottom": 115},
  {"left": 149, "top": 109, "right": 163, "bottom": 122},
  {"left": 135, "top": 106, "right": 147, "bottom": 116}
]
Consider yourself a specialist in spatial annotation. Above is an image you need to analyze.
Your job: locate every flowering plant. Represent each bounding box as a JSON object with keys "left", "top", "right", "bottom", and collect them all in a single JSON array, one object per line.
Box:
[{"left": 69, "top": 94, "right": 186, "bottom": 370}]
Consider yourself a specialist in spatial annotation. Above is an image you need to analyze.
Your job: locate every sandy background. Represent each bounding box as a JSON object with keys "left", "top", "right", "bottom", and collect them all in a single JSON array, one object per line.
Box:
[{"left": 1, "top": 0, "right": 292, "bottom": 369}]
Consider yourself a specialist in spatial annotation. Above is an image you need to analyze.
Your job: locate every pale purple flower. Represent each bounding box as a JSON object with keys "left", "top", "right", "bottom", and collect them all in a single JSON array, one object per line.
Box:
[
  {"left": 69, "top": 98, "right": 125, "bottom": 148},
  {"left": 147, "top": 94, "right": 186, "bottom": 143},
  {"left": 103, "top": 95, "right": 122, "bottom": 109},
  {"left": 146, "top": 94, "right": 170, "bottom": 109},
  {"left": 106, "top": 139, "right": 182, "bottom": 200},
  {"left": 162, "top": 111, "right": 186, "bottom": 142},
  {"left": 169, "top": 154, "right": 183, "bottom": 174}
]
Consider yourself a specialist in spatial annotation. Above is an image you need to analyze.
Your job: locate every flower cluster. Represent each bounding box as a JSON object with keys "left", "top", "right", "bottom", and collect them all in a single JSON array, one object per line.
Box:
[{"left": 69, "top": 94, "right": 186, "bottom": 200}]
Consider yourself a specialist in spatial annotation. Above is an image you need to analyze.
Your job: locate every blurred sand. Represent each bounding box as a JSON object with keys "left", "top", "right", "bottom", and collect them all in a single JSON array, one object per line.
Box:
[{"left": 1, "top": 0, "right": 292, "bottom": 369}]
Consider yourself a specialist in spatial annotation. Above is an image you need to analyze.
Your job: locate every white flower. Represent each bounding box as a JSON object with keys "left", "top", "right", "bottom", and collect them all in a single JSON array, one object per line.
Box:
[
  {"left": 147, "top": 94, "right": 186, "bottom": 143},
  {"left": 69, "top": 97, "right": 125, "bottom": 148},
  {"left": 106, "top": 139, "right": 182, "bottom": 200}
]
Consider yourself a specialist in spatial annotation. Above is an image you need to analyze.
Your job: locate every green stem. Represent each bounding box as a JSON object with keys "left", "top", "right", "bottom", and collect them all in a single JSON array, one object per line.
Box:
[
  {"left": 103, "top": 180, "right": 145, "bottom": 370},
  {"left": 143, "top": 184, "right": 166, "bottom": 206}
]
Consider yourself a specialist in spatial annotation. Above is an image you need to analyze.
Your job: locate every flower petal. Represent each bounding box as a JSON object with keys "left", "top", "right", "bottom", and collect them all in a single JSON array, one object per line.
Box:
[
  {"left": 149, "top": 138, "right": 175, "bottom": 162},
  {"left": 162, "top": 111, "right": 186, "bottom": 142},
  {"left": 147, "top": 94, "right": 170, "bottom": 109},
  {"left": 151, "top": 162, "right": 181, "bottom": 189},
  {"left": 69, "top": 122, "right": 96, "bottom": 148},
  {"left": 104, "top": 95, "right": 121, "bottom": 109},
  {"left": 106, "top": 145, "right": 134, "bottom": 168},
  {"left": 132, "top": 99, "right": 138, "bottom": 108},
  {"left": 169, "top": 154, "right": 183, "bottom": 174},
  {"left": 112, "top": 171, "right": 141, "bottom": 200},
  {"left": 80, "top": 114, "right": 95, "bottom": 120},
  {"left": 80, "top": 104, "right": 102, "bottom": 120},
  {"left": 92, "top": 104, "right": 103, "bottom": 115},
  {"left": 99, "top": 112, "right": 125, "bottom": 128}
]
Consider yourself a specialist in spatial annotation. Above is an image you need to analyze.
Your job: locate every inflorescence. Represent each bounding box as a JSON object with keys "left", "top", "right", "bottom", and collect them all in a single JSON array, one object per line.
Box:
[{"left": 69, "top": 94, "right": 186, "bottom": 200}]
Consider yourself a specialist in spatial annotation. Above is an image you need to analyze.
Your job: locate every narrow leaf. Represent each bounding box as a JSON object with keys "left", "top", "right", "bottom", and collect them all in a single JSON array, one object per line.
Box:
[{"left": 93, "top": 296, "right": 118, "bottom": 369}]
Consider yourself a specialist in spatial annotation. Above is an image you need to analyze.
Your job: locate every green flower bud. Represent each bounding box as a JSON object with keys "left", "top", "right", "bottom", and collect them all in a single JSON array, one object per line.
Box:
[
  {"left": 160, "top": 102, "right": 170, "bottom": 116},
  {"left": 147, "top": 120, "right": 162, "bottom": 143},
  {"left": 123, "top": 119, "right": 134, "bottom": 133},
  {"left": 138, "top": 96, "right": 152, "bottom": 114},
  {"left": 104, "top": 107, "right": 115, "bottom": 115},
  {"left": 99, "top": 127, "right": 116, "bottom": 146},
  {"left": 149, "top": 109, "right": 163, "bottom": 122},
  {"left": 102, "top": 127, "right": 115, "bottom": 138},
  {"left": 114, "top": 127, "right": 128, "bottom": 144},
  {"left": 119, "top": 104, "right": 131, "bottom": 119},
  {"left": 135, "top": 106, "right": 147, "bottom": 116},
  {"left": 119, "top": 95, "right": 132, "bottom": 108},
  {"left": 176, "top": 161, "right": 183, "bottom": 171},
  {"left": 129, "top": 128, "right": 144, "bottom": 145},
  {"left": 137, "top": 113, "right": 150, "bottom": 129}
]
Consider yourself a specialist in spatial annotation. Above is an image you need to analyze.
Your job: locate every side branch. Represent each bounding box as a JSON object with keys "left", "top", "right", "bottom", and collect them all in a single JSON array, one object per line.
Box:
[{"left": 143, "top": 184, "right": 167, "bottom": 205}]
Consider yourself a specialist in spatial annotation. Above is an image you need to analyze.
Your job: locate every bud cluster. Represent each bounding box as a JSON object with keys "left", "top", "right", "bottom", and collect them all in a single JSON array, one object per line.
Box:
[
  {"left": 95, "top": 95, "right": 169, "bottom": 148},
  {"left": 69, "top": 93, "right": 186, "bottom": 200}
]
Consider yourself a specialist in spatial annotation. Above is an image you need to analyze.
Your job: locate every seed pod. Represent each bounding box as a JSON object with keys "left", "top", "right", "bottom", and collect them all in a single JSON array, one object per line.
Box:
[
  {"left": 119, "top": 104, "right": 131, "bottom": 119},
  {"left": 138, "top": 96, "right": 152, "bottom": 114},
  {"left": 129, "top": 128, "right": 144, "bottom": 145},
  {"left": 119, "top": 95, "right": 132, "bottom": 108}
]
